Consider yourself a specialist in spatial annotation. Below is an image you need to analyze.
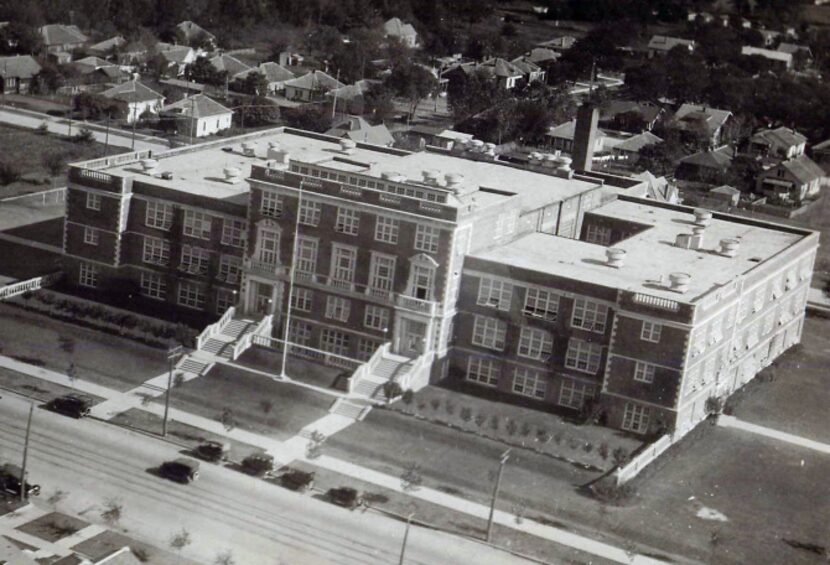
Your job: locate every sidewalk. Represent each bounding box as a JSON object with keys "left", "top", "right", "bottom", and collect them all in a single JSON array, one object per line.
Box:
[
  {"left": 0, "top": 352, "right": 672, "bottom": 565},
  {"left": 718, "top": 414, "right": 830, "bottom": 455}
]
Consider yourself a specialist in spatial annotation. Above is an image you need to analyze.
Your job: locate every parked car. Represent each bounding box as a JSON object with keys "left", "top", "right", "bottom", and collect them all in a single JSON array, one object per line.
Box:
[
  {"left": 279, "top": 468, "right": 315, "bottom": 492},
  {"left": 0, "top": 464, "right": 40, "bottom": 497},
  {"left": 195, "top": 440, "right": 229, "bottom": 463},
  {"left": 327, "top": 487, "right": 362, "bottom": 509},
  {"left": 159, "top": 458, "right": 200, "bottom": 483},
  {"left": 47, "top": 394, "right": 91, "bottom": 418},
  {"left": 241, "top": 453, "right": 274, "bottom": 477}
]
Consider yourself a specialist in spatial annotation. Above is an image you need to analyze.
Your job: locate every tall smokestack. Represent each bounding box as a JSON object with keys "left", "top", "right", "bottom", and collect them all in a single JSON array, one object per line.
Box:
[{"left": 573, "top": 104, "right": 598, "bottom": 172}]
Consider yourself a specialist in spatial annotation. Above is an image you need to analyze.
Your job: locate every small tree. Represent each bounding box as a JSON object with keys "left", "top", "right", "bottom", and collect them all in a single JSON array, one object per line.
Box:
[
  {"left": 400, "top": 462, "right": 422, "bottom": 492},
  {"left": 101, "top": 497, "right": 123, "bottom": 527},
  {"left": 383, "top": 381, "right": 403, "bottom": 402},
  {"left": 489, "top": 415, "right": 500, "bottom": 432},
  {"left": 220, "top": 408, "right": 236, "bottom": 431},
  {"left": 444, "top": 398, "right": 455, "bottom": 416},
  {"left": 260, "top": 399, "right": 273, "bottom": 414},
  {"left": 36, "top": 121, "right": 49, "bottom": 135},
  {"left": 42, "top": 151, "right": 67, "bottom": 177},
  {"left": 460, "top": 407, "right": 472, "bottom": 423},
  {"left": 0, "top": 160, "right": 21, "bottom": 185},
  {"left": 506, "top": 418, "right": 518, "bottom": 436},
  {"left": 474, "top": 413, "right": 486, "bottom": 428},
  {"left": 599, "top": 442, "right": 610, "bottom": 461},
  {"left": 214, "top": 551, "right": 235, "bottom": 565},
  {"left": 170, "top": 528, "right": 192, "bottom": 561},
  {"left": 73, "top": 127, "right": 95, "bottom": 144},
  {"left": 612, "top": 447, "right": 629, "bottom": 466},
  {"left": 306, "top": 430, "right": 326, "bottom": 459},
  {"left": 401, "top": 389, "right": 414, "bottom": 406},
  {"left": 173, "top": 372, "right": 185, "bottom": 388}
]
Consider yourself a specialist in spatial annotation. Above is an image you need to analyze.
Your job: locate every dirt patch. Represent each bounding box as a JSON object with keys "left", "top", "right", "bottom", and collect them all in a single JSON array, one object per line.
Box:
[{"left": 16, "top": 512, "right": 87, "bottom": 543}]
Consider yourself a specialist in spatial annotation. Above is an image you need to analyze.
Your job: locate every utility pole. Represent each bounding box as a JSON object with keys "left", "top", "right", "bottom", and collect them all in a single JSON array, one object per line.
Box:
[
  {"left": 131, "top": 82, "right": 137, "bottom": 150},
  {"left": 398, "top": 513, "right": 414, "bottom": 565},
  {"left": 19, "top": 400, "right": 34, "bottom": 502},
  {"left": 163, "top": 345, "right": 183, "bottom": 436},
  {"left": 486, "top": 449, "right": 511, "bottom": 543},
  {"left": 104, "top": 113, "right": 110, "bottom": 153},
  {"left": 331, "top": 69, "right": 341, "bottom": 121},
  {"left": 279, "top": 181, "right": 303, "bottom": 380}
]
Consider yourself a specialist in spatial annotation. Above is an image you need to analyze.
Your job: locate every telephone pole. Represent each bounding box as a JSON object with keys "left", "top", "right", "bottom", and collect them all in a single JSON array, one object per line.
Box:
[
  {"left": 163, "top": 345, "right": 183, "bottom": 436},
  {"left": 19, "top": 400, "right": 34, "bottom": 502},
  {"left": 486, "top": 449, "right": 511, "bottom": 543},
  {"left": 398, "top": 513, "right": 414, "bottom": 565}
]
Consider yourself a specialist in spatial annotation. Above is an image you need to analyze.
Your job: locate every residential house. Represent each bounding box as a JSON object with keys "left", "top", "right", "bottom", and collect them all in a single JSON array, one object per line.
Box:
[
  {"left": 402, "top": 125, "right": 473, "bottom": 150},
  {"left": 161, "top": 94, "right": 233, "bottom": 137},
  {"left": 283, "top": 70, "right": 344, "bottom": 102},
  {"left": 0, "top": 55, "right": 41, "bottom": 94},
  {"left": 102, "top": 80, "right": 165, "bottom": 123},
  {"left": 383, "top": 17, "right": 419, "bottom": 48},
  {"left": 64, "top": 56, "right": 126, "bottom": 91},
  {"left": 811, "top": 138, "right": 830, "bottom": 171},
  {"left": 758, "top": 29, "right": 781, "bottom": 47},
  {"left": 210, "top": 54, "right": 251, "bottom": 78},
  {"left": 157, "top": 43, "right": 197, "bottom": 77},
  {"left": 777, "top": 43, "right": 813, "bottom": 68},
  {"left": 233, "top": 62, "right": 295, "bottom": 95},
  {"left": 510, "top": 56, "right": 546, "bottom": 84},
  {"left": 536, "top": 36, "right": 576, "bottom": 51},
  {"left": 278, "top": 51, "right": 304, "bottom": 67},
  {"left": 87, "top": 35, "right": 126, "bottom": 59},
  {"left": 325, "top": 79, "right": 381, "bottom": 114},
  {"left": 748, "top": 127, "right": 807, "bottom": 160},
  {"left": 709, "top": 185, "right": 741, "bottom": 207},
  {"left": 546, "top": 119, "right": 607, "bottom": 154},
  {"left": 600, "top": 100, "right": 664, "bottom": 133},
  {"left": 611, "top": 131, "right": 663, "bottom": 162},
  {"left": 478, "top": 58, "right": 525, "bottom": 89},
  {"left": 647, "top": 35, "right": 695, "bottom": 57},
  {"left": 40, "top": 24, "right": 88, "bottom": 63},
  {"left": 325, "top": 115, "right": 394, "bottom": 146},
  {"left": 675, "top": 146, "right": 734, "bottom": 182},
  {"left": 526, "top": 47, "right": 561, "bottom": 66},
  {"left": 741, "top": 46, "right": 792, "bottom": 70},
  {"left": 673, "top": 104, "right": 733, "bottom": 147},
  {"left": 756, "top": 154, "right": 826, "bottom": 202},
  {"left": 176, "top": 21, "right": 217, "bottom": 49}
]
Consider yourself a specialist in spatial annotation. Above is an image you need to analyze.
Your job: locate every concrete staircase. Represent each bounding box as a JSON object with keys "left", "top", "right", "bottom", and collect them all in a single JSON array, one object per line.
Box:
[
  {"left": 349, "top": 351, "right": 414, "bottom": 403},
  {"left": 329, "top": 398, "right": 372, "bottom": 420},
  {"left": 197, "top": 317, "right": 257, "bottom": 359},
  {"left": 176, "top": 356, "right": 212, "bottom": 376}
]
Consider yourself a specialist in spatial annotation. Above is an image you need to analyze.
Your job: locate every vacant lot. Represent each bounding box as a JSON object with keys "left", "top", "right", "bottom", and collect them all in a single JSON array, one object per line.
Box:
[{"left": 16, "top": 512, "right": 87, "bottom": 543}]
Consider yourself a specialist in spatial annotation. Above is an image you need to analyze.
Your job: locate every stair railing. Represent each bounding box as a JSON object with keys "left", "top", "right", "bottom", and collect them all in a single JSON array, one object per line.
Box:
[
  {"left": 346, "top": 341, "right": 390, "bottom": 395},
  {"left": 196, "top": 306, "right": 235, "bottom": 350}
]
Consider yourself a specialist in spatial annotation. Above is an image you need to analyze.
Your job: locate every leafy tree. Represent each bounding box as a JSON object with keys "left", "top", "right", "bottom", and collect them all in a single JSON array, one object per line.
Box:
[
  {"left": 0, "top": 160, "right": 21, "bottom": 185},
  {"left": 185, "top": 56, "right": 227, "bottom": 87},
  {"left": 624, "top": 63, "right": 667, "bottom": 102},
  {"left": 0, "top": 21, "right": 42, "bottom": 55},
  {"left": 101, "top": 497, "right": 123, "bottom": 527},
  {"left": 281, "top": 104, "right": 333, "bottom": 133},
  {"left": 74, "top": 92, "right": 125, "bottom": 120},
  {"left": 363, "top": 83, "right": 395, "bottom": 123},
  {"left": 384, "top": 63, "right": 438, "bottom": 123},
  {"left": 42, "top": 151, "right": 67, "bottom": 176},
  {"left": 232, "top": 71, "right": 269, "bottom": 96},
  {"left": 448, "top": 68, "right": 506, "bottom": 124},
  {"left": 664, "top": 48, "right": 709, "bottom": 102}
]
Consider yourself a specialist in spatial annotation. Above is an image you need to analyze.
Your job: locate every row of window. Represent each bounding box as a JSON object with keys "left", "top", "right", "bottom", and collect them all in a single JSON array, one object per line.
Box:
[
  {"left": 144, "top": 202, "right": 247, "bottom": 247},
  {"left": 141, "top": 238, "right": 242, "bottom": 283},
  {"left": 288, "top": 320, "right": 379, "bottom": 361}
]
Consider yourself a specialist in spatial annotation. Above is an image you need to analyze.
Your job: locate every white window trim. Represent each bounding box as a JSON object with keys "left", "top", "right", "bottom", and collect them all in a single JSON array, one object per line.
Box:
[
  {"left": 633, "top": 361, "right": 656, "bottom": 383},
  {"left": 641, "top": 321, "right": 662, "bottom": 343},
  {"left": 86, "top": 192, "right": 101, "bottom": 211}
]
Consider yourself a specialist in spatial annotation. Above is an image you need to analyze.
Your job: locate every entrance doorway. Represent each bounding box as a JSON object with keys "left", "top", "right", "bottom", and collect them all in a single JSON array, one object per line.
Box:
[
  {"left": 250, "top": 281, "right": 274, "bottom": 315},
  {"left": 399, "top": 318, "right": 427, "bottom": 357}
]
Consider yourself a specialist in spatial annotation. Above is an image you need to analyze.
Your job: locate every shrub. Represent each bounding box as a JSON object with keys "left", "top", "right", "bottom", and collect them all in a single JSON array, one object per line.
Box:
[
  {"left": 37, "top": 121, "right": 49, "bottom": 135},
  {"left": 592, "top": 482, "right": 637, "bottom": 506},
  {"left": 705, "top": 396, "right": 724, "bottom": 415},
  {"left": 173, "top": 372, "right": 185, "bottom": 388},
  {"left": 444, "top": 398, "right": 456, "bottom": 416},
  {"left": 306, "top": 430, "right": 326, "bottom": 459},
  {"left": 583, "top": 442, "right": 594, "bottom": 453},
  {"left": 612, "top": 447, "right": 629, "bottom": 466},
  {"left": 417, "top": 400, "right": 426, "bottom": 411},
  {"left": 520, "top": 422, "right": 532, "bottom": 437},
  {"left": 599, "top": 442, "right": 609, "bottom": 460},
  {"left": 460, "top": 406, "right": 472, "bottom": 422},
  {"left": 489, "top": 414, "right": 500, "bottom": 432},
  {"left": 429, "top": 398, "right": 441, "bottom": 411},
  {"left": 400, "top": 462, "right": 422, "bottom": 491},
  {"left": 506, "top": 419, "right": 518, "bottom": 436},
  {"left": 101, "top": 497, "right": 123, "bottom": 526},
  {"left": 260, "top": 399, "right": 273, "bottom": 414},
  {"left": 0, "top": 160, "right": 21, "bottom": 185},
  {"left": 536, "top": 429, "right": 549, "bottom": 443},
  {"left": 475, "top": 413, "right": 487, "bottom": 427},
  {"left": 73, "top": 127, "right": 95, "bottom": 143},
  {"left": 567, "top": 438, "right": 579, "bottom": 449},
  {"left": 553, "top": 432, "right": 563, "bottom": 444},
  {"left": 383, "top": 381, "right": 403, "bottom": 401},
  {"left": 402, "top": 389, "right": 414, "bottom": 405}
]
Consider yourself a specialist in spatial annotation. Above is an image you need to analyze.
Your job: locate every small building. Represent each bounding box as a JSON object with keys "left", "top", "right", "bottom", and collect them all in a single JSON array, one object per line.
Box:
[
  {"left": 325, "top": 115, "right": 394, "bottom": 147},
  {"left": 749, "top": 127, "right": 807, "bottom": 160},
  {"left": 526, "top": 47, "right": 561, "bottom": 66},
  {"left": 741, "top": 46, "right": 792, "bottom": 69},
  {"left": 758, "top": 29, "right": 781, "bottom": 47},
  {"left": 87, "top": 35, "right": 126, "bottom": 59},
  {"left": 510, "top": 56, "right": 546, "bottom": 84},
  {"left": 536, "top": 36, "right": 576, "bottom": 51},
  {"left": 161, "top": 94, "right": 233, "bottom": 137},
  {"left": 210, "top": 54, "right": 251, "bottom": 77},
  {"left": 325, "top": 79, "right": 381, "bottom": 115},
  {"left": 157, "top": 43, "right": 197, "bottom": 77},
  {"left": 709, "top": 184, "right": 741, "bottom": 207},
  {"left": 675, "top": 146, "right": 734, "bottom": 182},
  {"left": 546, "top": 119, "right": 606, "bottom": 154},
  {"left": 383, "top": 17, "right": 419, "bottom": 48},
  {"left": 176, "top": 20, "right": 217, "bottom": 49},
  {"left": 673, "top": 104, "right": 733, "bottom": 147},
  {"left": 283, "top": 70, "right": 344, "bottom": 102},
  {"left": 233, "top": 62, "right": 295, "bottom": 94},
  {"left": 66, "top": 56, "right": 126, "bottom": 89},
  {"left": 102, "top": 80, "right": 165, "bottom": 123},
  {"left": 647, "top": 35, "right": 695, "bottom": 58},
  {"left": 39, "top": 24, "right": 88, "bottom": 63},
  {"left": 0, "top": 55, "right": 41, "bottom": 94},
  {"left": 611, "top": 131, "right": 663, "bottom": 162},
  {"left": 756, "top": 154, "right": 826, "bottom": 203},
  {"left": 600, "top": 100, "right": 664, "bottom": 133}
]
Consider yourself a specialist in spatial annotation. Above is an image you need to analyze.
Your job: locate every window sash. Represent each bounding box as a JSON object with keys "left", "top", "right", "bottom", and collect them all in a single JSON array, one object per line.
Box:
[
  {"left": 335, "top": 208, "right": 359, "bottom": 235},
  {"left": 517, "top": 327, "right": 553, "bottom": 360},
  {"left": 221, "top": 219, "right": 247, "bottom": 247},
  {"left": 466, "top": 357, "right": 499, "bottom": 386},
  {"left": 145, "top": 201, "right": 173, "bottom": 230},
  {"left": 296, "top": 238, "right": 318, "bottom": 275},
  {"left": 523, "top": 287, "right": 559, "bottom": 320},
  {"left": 370, "top": 254, "right": 395, "bottom": 291},
  {"left": 331, "top": 245, "right": 357, "bottom": 282},
  {"left": 325, "top": 296, "right": 350, "bottom": 321},
  {"left": 633, "top": 361, "right": 655, "bottom": 383},
  {"left": 414, "top": 224, "right": 439, "bottom": 253},
  {"left": 140, "top": 271, "right": 166, "bottom": 299},
  {"left": 472, "top": 316, "right": 507, "bottom": 351},
  {"left": 477, "top": 278, "right": 513, "bottom": 311},
  {"left": 641, "top": 321, "right": 662, "bottom": 342},
  {"left": 571, "top": 298, "right": 607, "bottom": 333},
  {"left": 374, "top": 216, "right": 399, "bottom": 244},
  {"left": 261, "top": 191, "right": 283, "bottom": 217},
  {"left": 622, "top": 403, "right": 650, "bottom": 434},
  {"left": 142, "top": 237, "right": 170, "bottom": 266},
  {"left": 183, "top": 210, "right": 211, "bottom": 239},
  {"left": 564, "top": 339, "right": 602, "bottom": 374},
  {"left": 299, "top": 200, "right": 321, "bottom": 226},
  {"left": 364, "top": 305, "right": 389, "bottom": 330},
  {"left": 291, "top": 288, "right": 313, "bottom": 311},
  {"left": 559, "top": 379, "right": 592, "bottom": 409},
  {"left": 512, "top": 368, "right": 546, "bottom": 399},
  {"left": 86, "top": 192, "right": 101, "bottom": 210}
]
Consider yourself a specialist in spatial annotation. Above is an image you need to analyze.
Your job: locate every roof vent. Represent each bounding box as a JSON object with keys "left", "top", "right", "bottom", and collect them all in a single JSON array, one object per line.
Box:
[
  {"left": 719, "top": 238, "right": 740, "bottom": 258},
  {"left": 223, "top": 166, "right": 243, "bottom": 184},
  {"left": 669, "top": 272, "right": 691, "bottom": 294},
  {"left": 140, "top": 159, "right": 159, "bottom": 174},
  {"left": 422, "top": 170, "right": 440, "bottom": 185},
  {"left": 528, "top": 152, "right": 543, "bottom": 165},
  {"left": 469, "top": 139, "right": 484, "bottom": 152},
  {"left": 267, "top": 142, "right": 290, "bottom": 169},
  {"left": 445, "top": 173, "right": 464, "bottom": 193},
  {"left": 543, "top": 154, "right": 559, "bottom": 168},
  {"left": 241, "top": 142, "right": 256, "bottom": 157},
  {"left": 484, "top": 142, "right": 497, "bottom": 157},
  {"left": 339, "top": 139, "right": 357, "bottom": 155},
  {"left": 693, "top": 209, "right": 713, "bottom": 227},
  {"left": 605, "top": 247, "right": 626, "bottom": 268}
]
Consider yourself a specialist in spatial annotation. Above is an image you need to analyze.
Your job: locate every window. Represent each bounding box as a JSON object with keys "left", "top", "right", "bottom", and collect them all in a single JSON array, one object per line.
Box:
[
  {"left": 477, "top": 278, "right": 513, "bottom": 311},
  {"left": 299, "top": 200, "right": 321, "bottom": 226},
  {"left": 512, "top": 367, "right": 546, "bottom": 399},
  {"left": 260, "top": 191, "right": 283, "bottom": 218},
  {"left": 183, "top": 210, "right": 212, "bottom": 239},
  {"left": 357, "top": 338, "right": 377, "bottom": 361},
  {"left": 374, "top": 216, "right": 399, "bottom": 244},
  {"left": 517, "top": 326, "right": 553, "bottom": 360},
  {"left": 410, "top": 263, "right": 434, "bottom": 301},
  {"left": 641, "top": 321, "right": 662, "bottom": 342},
  {"left": 586, "top": 224, "right": 611, "bottom": 245},
  {"left": 622, "top": 403, "right": 650, "bottom": 434},
  {"left": 325, "top": 295, "right": 351, "bottom": 322},
  {"left": 414, "top": 224, "right": 439, "bottom": 253},
  {"left": 86, "top": 192, "right": 101, "bottom": 210},
  {"left": 296, "top": 237, "right": 318, "bottom": 275},
  {"left": 142, "top": 237, "right": 170, "bottom": 266},
  {"left": 364, "top": 305, "right": 389, "bottom": 331},
  {"left": 256, "top": 227, "right": 280, "bottom": 264},
  {"left": 331, "top": 245, "right": 357, "bottom": 283},
  {"left": 369, "top": 254, "right": 396, "bottom": 293},
  {"left": 180, "top": 245, "right": 210, "bottom": 275},
  {"left": 139, "top": 271, "right": 166, "bottom": 300},
  {"left": 221, "top": 219, "right": 247, "bottom": 247},
  {"left": 559, "top": 379, "right": 593, "bottom": 410},
  {"left": 571, "top": 298, "right": 608, "bottom": 333},
  {"left": 216, "top": 288, "right": 235, "bottom": 313},
  {"left": 289, "top": 320, "right": 313, "bottom": 346},
  {"left": 466, "top": 357, "right": 499, "bottom": 386},
  {"left": 565, "top": 339, "right": 603, "bottom": 374},
  {"left": 633, "top": 361, "right": 656, "bottom": 383},
  {"left": 472, "top": 316, "right": 507, "bottom": 351},
  {"left": 320, "top": 328, "right": 350, "bottom": 356},
  {"left": 79, "top": 262, "right": 98, "bottom": 288},
  {"left": 335, "top": 207, "right": 359, "bottom": 235},
  {"left": 145, "top": 201, "right": 173, "bottom": 230},
  {"left": 523, "top": 287, "right": 559, "bottom": 320},
  {"left": 218, "top": 255, "right": 241, "bottom": 283},
  {"left": 83, "top": 226, "right": 99, "bottom": 245},
  {"left": 291, "top": 287, "right": 313, "bottom": 312},
  {"left": 178, "top": 281, "right": 206, "bottom": 310}
]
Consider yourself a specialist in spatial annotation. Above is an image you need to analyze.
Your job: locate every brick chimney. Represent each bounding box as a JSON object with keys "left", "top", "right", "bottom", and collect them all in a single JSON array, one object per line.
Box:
[{"left": 573, "top": 103, "right": 599, "bottom": 172}]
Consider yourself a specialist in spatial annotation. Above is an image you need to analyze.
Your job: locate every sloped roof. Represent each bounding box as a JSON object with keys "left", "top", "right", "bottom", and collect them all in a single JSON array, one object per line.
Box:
[
  {"left": 509, "top": 56, "right": 542, "bottom": 74},
  {"left": 177, "top": 21, "right": 215, "bottom": 41},
  {"left": 102, "top": 80, "right": 164, "bottom": 103},
  {"left": 527, "top": 47, "right": 561, "bottom": 64},
  {"left": 648, "top": 35, "right": 695, "bottom": 52},
  {"left": 710, "top": 184, "right": 741, "bottom": 196},
  {"left": 679, "top": 146, "right": 734, "bottom": 169},
  {"left": 482, "top": 58, "right": 523, "bottom": 78},
  {"left": 325, "top": 116, "right": 394, "bottom": 146},
  {"left": 284, "top": 70, "right": 344, "bottom": 91},
  {"left": 601, "top": 100, "right": 663, "bottom": 123},
  {"left": 256, "top": 62, "right": 295, "bottom": 83},
  {"left": 547, "top": 119, "right": 608, "bottom": 141},
  {"left": 88, "top": 35, "right": 126, "bottom": 54},
  {"left": 741, "top": 46, "right": 792, "bottom": 64},
  {"left": 778, "top": 154, "right": 826, "bottom": 184},
  {"left": 384, "top": 17, "right": 417, "bottom": 39},
  {"left": 163, "top": 94, "right": 232, "bottom": 118},
  {"left": 0, "top": 55, "right": 41, "bottom": 80},
  {"left": 325, "top": 79, "right": 380, "bottom": 101},
  {"left": 73, "top": 56, "right": 112, "bottom": 71},
  {"left": 210, "top": 54, "right": 251, "bottom": 76},
  {"left": 751, "top": 126, "right": 807, "bottom": 148},
  {"left": 157, "top": 44, "right": 195, "bottom": 65},
  {"left": 812, "top": 138, "right": 830, "bottom": 152},
  {"left": 634, "top": 171, "right": 678, "bottom": 203},
  {"left": 777, "top": 42, "right": 811, "bottom": 56},
  {"left": 674, "top": 104, "right": 732, "bottom": 134},
  {"left": 40, "top": 24, "right": 88, "bottom": 46},
  {"left": 613, "top": 131, "right": 663, "bottom": 153},
  {"left": 536, "top": 36, "right": 576, "bottom": 50}
]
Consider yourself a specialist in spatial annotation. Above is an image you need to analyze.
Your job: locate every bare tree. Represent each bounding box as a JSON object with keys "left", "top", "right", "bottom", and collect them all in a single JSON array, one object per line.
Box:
[
  {"left": 101, "top": 497, "right": 123, "bottom": 527},
  {"left": 214, "top": 550, "right": 235, "bottom": 565}
]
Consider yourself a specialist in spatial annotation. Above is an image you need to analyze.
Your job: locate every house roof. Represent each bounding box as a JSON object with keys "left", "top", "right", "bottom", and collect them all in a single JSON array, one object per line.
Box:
[
  {"left": 482, "top": 58, "right": 524, "bottom": 78},
  {"left": 176, "top": 21, "right": 215, "bottom": 42},
  {"left": 547, "top": 119, "right": 608, "bottom": 141},
  {"left": 777, "top": 42, "right": 811, "bottom": 56},
  {"left": 741, "top": 46, "right": 792, "bottom": 64},
  {"left": 95, "top": 547, "right": 143, "bottom": 565},
  {"left": 256, "top": 62, "right": 295, "bottom": 83},
  {"left": 777, "top": 154, "right": 826, "bottom": 184},
  {"left": 157, "top": 43, "right": 195, "bottom": 64},
  {"left": 613, "top": 131, "right": 663, "bottom": 153},
  {"left": 325, "top": 79, "right": 380, "bottom": 101},
  {"left": 710, "top": 184, "right": 741, "bottom": 196},
  {"left": 674, "top": 104, "right": 732, "bottom": 135},
  {"left": 750, "top": 126, "right": 807, "bottom": 149},
  {"left": 210, "top": 54, "right": 251, "bottom": 76},
  {"left": 39, "top": 24, "right": 88, "bottom": 47},
  {"left": 679, "top": 146, "right": 734, "bottom": 169},
  {"left": 647, "top": 35, "right": 695, "bottom": 52},
  {"left": 326, "top": 117, "right": 395, "bottom": 147},
  {"left": 162, "top": 94, "right": 232, "bottom": 118},
  {"left": 384, "top": 17, "right": 417, "bottom": 39},
  {"left": 87, "top": 35, "right": 126, "bottom": 54},
  {"left": 73, "top": 56, "right": 113, "bottom": 71},
  {"left": 812, "top": 138, "right": 830, "bottom": 152},
  {"left": 283, "top": 70, "right": 344, "bottom": 91},
  {"left": 0, "top": 55, "right": 41, "bottom": 80},
  {"left": 601, "top": 100, "right": 663, "bottom": 124},
  {"left": 526, "top": 47, "right": 561, "bottom": 64},
  {"left": 536, "top": 36, "right": 576, "bottom": 50},
  {"left": 509, "top": 56, "right": 543, "bottom": 75},
  {"left": 102, "top": 80, "right": 164, "bottom": 103}
]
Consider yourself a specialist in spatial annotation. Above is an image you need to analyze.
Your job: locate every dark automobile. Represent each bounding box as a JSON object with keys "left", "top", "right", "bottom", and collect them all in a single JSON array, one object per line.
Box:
[
  {"left": 159, "top": 458, "right": 200, "bottom": 483},
  {"left": 279, "top": 468, "right": 315, "bottom": 492},
  {"left": 241, "top": 453, "right": 274, "bottom": 477},
  {"left": 195, "top": 440, "right": 229, "bottom": 463},
  {"left": 327, "top": 487, "right": 362, "bottom": 509},
  {"left": 0, "top": 464, "right": 40, "bottom": 497},
  {"left": 48, "top": 394, "right": 91, "bottom": 418}
]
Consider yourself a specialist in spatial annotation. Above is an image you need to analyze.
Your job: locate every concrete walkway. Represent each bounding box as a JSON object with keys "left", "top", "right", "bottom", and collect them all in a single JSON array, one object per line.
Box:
[
  {"left": 718, "top": 415, "right": 830, "bottom": 455},
  {"left": 0, "top": 353, "right": 671, "bottom": 564}
]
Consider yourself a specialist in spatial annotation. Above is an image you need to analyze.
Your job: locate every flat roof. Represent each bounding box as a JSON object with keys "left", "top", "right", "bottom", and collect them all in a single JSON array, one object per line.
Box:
[
  {"left": 96, "top": 128, "right": 600, "bottom": 210},
  {"left": 470, "top": 199, "right": 806, "bottom": 302}
]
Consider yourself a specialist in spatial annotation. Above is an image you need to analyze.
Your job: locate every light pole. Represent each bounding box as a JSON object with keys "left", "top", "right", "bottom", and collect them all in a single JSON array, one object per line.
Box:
[
  {"left": 19, "top": 399, "right": 34, "bottom": 502},
  {"left": 398, "top": 513, "right": 414, "bottom": 565},
  {"left": 163, "top": 344, "right": 183, "bottom": 437},
  {"left": 279, "top": 181, "right": 303, "bottom": 380},
  {"left": 486, "top": 449, "right": 511, "bottom": 543}
]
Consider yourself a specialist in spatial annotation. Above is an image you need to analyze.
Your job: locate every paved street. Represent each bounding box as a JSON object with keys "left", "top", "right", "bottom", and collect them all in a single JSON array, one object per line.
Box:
[{"left": 0, "top": 392, "right": 533, "bottom": 565}]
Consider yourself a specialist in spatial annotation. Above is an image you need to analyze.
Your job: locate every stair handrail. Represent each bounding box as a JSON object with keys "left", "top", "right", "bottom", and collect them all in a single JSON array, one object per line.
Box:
[
  {"left": 346, "top": 341, "right": 390, "bottom": 395},
  {"left": 230, "top": 313, "right": 271, "bottom": 361},
  {"left": 196, "top": 306, "right": 235, "bottom": 351},
  {"left": 397, "top": 351, "right": 433, "bottom": 391}
]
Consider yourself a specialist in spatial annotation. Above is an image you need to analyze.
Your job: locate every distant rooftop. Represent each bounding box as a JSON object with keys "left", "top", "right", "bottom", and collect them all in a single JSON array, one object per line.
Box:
[{"left": 471, "top": 198, "right": 807, "bottom": 302}]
